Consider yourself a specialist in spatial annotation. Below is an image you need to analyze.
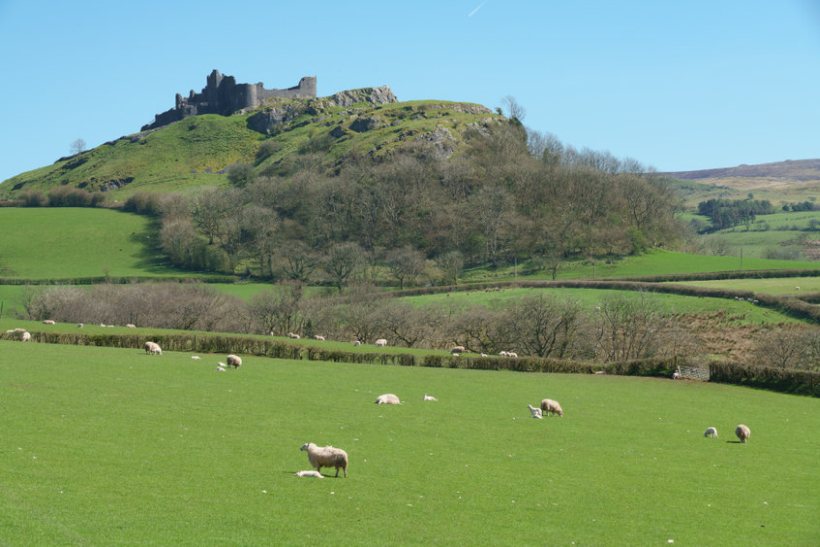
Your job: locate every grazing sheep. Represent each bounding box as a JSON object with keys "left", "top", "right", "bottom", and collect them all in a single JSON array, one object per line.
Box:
[
  {"left": 499, "top": 351, "right": 509, "bottom": 357},
  {"left": 314, "top": 335, "right": 326, "bottom": 341},
  {"left": 375, "top": 338, "right": 388, "bottom": 347},
  {"left": 300, "top": 442, "right": 349, "bottom": 478},
  {"left": 216, "top": 364, "right": 227, "bottom": 372},
  {"left": 144, "top": 341, "right": 162, "bottom": 355},
  {"left": 507, "top": 351, "right": 518, "bottom": 358},
  {"left": 735, "top": 424, "right": 751, "bottom": 443},
  {"left": 450, "top": 345, "right": 465, "bottom": 354},
  {"left": 353, "top": 340, "right": 362, "bottom": 346},
  {"left": 704, "top": 427, "right": 719, "bottom": 438},
  {"left": 77, "top": 323, "right": 84, "bottom": 328},
  {"left": 540, "top": 399, "right": 564, "bottom": 417},
  {"left": 126, "top": 323, "right": 136, "bottom": 328},
  {"left": 423, "top": 394, "right": 438, "bottom": 402},
  {"left": 480, "top": 353, "right": 488, "bottom": 357},
  {"left": 295, "top": 470, "right": 324, "bottom": 478},
  {"left": 672, "top": 371, "right": 682, "bottom": 380},
  {"left": 191, "top": 355, "right": 201, "bottom": 360},
  {"left": 375, "top": 393, "right": 401, "bottom": 405},
  {"left": 42, "top": 319, "right": 56, "bottom": 325},
  {"left": 21, "top": 331, "right": 31, "bottom": 342},
  {"left": 288, "top": 332, "right": 301, "bottom": 340},
  {"left": 226, "top": 354, "right": 242, "bottom": 369},
  {"left": 528, "top": 404, "right": 543, "bottom": 419}
]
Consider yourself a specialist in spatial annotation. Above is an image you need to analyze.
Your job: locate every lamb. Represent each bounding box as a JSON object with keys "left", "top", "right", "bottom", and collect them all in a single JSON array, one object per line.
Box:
[
  {"left": 216, "top": 363, "right": 227, "bottom": 372},
  {"left": 21, "top": 331, "right": 31, "bottom": 342},
  {"left": 287, "top": 332, "right": 301, "bottom": 339},
  {"left": 42, "top": 319, "right": 56, "bottom": 325},
  {"left": 704, "top": 427, "right": 719, "bottom": 438},
  {"left": 375, "top": 338, "right": 388, "bottom": 347},
  {"left": 226, "top": 354, "right": 242, "bottom": 369},
  {"left": 144, "top": 341, "right": 162, "bottom": 355},
  {"left": 528, "top": 404, "right": 543, "bottom": 419},
  {"left": 313, "top": 335, "right": 326, "bottom": 341},
  {"left": 375, "top": 393, "right": 401, "bottom": 405},
  {"left": 423, "top": 394, "right": 438, "bottom": 402},
  {"left": 735, "top": 424, "right": 751, "bottom": 443},
  {"left": 540, "top": 399, "right": 564, "bottom": 417},
  {"left": 295, "top": 470, "right": 324, "bottom": 478},
  {"left": 191, "top": 355, "right": 201, "bottom": 360},
  {"left": 672, "top": 371, "right": 681, "bottom": 380},
  {"left": 300, "top": 442, "right": 348, "bottom": 478}
]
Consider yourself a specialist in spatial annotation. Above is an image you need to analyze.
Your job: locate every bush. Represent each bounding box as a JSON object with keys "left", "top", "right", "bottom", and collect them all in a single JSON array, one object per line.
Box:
[
  {"left": 47, "top": 186, "right": 105, "bottom": 207},
  {"left": 709, "top": 362, "right": 820, "bottom": 397}
]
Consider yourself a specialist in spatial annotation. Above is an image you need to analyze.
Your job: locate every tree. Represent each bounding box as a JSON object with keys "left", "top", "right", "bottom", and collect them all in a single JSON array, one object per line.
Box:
[
  {"left": 436, "top": 251, "right": 464, "bottom": 286},
  {"left": 386, "top": 245, "right": 426, "bottom": 289},
  {"left": 70, "top": 138, "right": 86, "bottom": 155},
  {"left": 501, "top": 96, "right": 526, "bottom": 123},
  {"left": 227, "top": 162, "right": 256, "bottom": 188},
  {"left": 249, "top": 282, "right": 304, "bottom": 335},
  {"left": 323, "top": 242, "right": 362, "bottom": 291}
]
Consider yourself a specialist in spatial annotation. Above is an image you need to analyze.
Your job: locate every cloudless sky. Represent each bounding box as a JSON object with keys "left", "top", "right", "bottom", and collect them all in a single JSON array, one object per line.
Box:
[{"left": 0, "top": 0, "right": 818, "bottom": 182}]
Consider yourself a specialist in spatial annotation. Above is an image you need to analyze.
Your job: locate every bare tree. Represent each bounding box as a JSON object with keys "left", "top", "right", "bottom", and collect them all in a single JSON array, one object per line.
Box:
[
  {"left": 501, "top": 96, "right": 526, "bottom": 122},
  {"left": 323, "top": 242, "right": 362, "bottom": 291},
  {"left": 70, "top": 138, "right": 86, "bottom": 155},
  {"left": 386, "top": 245, "right": 426, "bottom": 289}
]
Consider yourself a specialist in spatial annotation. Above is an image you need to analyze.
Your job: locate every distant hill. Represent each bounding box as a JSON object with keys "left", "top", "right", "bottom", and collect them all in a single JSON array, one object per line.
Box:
[
  {"left": 664, "top": 159, "right": 820, "bottom": 207},
  {"left": 0, "top": 86, "right": 500, "bottom": 199}
]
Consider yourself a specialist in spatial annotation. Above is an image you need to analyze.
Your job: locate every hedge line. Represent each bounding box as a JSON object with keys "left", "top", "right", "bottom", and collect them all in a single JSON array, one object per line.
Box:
[
  {"left": 6, "top": 331, "right": 815, "bottom": 396},
  {"left": 709, "top": 362, "right": 820, "bottom": 397},
  {"left": 0, "top": 275, "right": 238, "bottom": 286}
]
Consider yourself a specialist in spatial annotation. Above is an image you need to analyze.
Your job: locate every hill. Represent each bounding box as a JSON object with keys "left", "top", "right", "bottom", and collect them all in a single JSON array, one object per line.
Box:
[
  {"left": 665, "top": 159, "right": 820, "bottom": 207},
  {"left": 0, "top": 84, "right": 500, "bottom": 199}
]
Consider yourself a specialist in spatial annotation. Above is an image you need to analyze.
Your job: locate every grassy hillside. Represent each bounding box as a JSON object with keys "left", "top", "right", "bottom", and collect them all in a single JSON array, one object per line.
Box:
[
  {"left": 0, "top": 98, "right": 500, "bottom": 198},
  {"left": 1, "top": 341, "right": 817, "bottom": 544},
  {"left": 0, "top": 207, "right": 187, "bottom": 279}
]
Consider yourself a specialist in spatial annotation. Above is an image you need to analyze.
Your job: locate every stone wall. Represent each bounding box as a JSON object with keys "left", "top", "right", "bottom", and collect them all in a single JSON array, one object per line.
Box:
[{"left": 142, "top": 70, "right": 317, "bottom": 130}]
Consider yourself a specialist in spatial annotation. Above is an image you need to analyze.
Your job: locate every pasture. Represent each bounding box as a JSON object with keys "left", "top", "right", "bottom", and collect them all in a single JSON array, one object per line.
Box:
[
  {"left": 1, "top": 341, "right": 817, "bottom": 545},
  {"left": 400, "top": 287, "right": 799, "bottom": 325},
  {"left": 674, "top": 276, "right": 820, "bottom": 296}
]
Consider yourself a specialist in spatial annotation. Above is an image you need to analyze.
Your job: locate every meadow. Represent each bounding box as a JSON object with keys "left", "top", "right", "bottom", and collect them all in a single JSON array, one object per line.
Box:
[
  {"left": 400, "top": 287, "right": 798, "bottom": 325},
  {"left": 1, "top": 341, "right": 817, "bottom": 545},
  {"left": 673, "top": 276, "right": 820, "bottom": 295}
]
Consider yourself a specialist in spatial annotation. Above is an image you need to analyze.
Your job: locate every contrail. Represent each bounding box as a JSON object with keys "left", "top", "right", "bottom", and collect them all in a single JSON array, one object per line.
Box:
[{"left": 468, "top": 1, "right": 487, "bottom": 17}]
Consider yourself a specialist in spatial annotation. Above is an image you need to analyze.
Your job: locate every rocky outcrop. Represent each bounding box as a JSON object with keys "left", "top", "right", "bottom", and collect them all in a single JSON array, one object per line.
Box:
[
  {"left": 349, "top": 116, "right": 384, "bottom": 133},
  {"left": 247, "top": 104, "right": 307, "bottom": 135},
  {"left": 325, "top": 86, "right": 397, "bottom": 107},
  {"left": 416, "top": 126, "right": 456, "bottom": 159}
]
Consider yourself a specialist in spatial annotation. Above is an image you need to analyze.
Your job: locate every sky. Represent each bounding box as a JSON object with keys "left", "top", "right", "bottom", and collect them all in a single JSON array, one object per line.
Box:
[{"left": 0, "top": 0, "right": 818, "bottom": 182}]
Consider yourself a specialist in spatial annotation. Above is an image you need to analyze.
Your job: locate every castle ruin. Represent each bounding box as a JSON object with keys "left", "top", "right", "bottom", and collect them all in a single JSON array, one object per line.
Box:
[{"left": 142, "top": 69, "right": 317, "bottom": 130}]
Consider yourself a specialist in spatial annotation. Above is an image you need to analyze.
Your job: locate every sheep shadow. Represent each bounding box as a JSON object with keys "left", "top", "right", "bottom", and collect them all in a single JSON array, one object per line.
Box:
[{"left": 725, "top": 440, "right": 745, "bottom": 444}]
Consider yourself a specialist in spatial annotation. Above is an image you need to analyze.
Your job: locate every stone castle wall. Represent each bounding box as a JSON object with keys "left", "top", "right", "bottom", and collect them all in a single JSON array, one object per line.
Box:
[{"left": 142, "top": 70, "right": 316, "bottom": 130}]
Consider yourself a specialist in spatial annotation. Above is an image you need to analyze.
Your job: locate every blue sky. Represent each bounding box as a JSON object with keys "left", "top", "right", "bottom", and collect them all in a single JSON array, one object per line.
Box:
[{"left": 0, "top": 0, "right": 818, "bottom": 182}]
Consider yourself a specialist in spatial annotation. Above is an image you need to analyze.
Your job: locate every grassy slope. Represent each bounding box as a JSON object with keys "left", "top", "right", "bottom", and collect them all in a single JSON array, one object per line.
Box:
[
  {"left": 1, "top": 100, "right": 499, "bottom": 198},
  {"left": 673, "top": 276, "right": 820, "bottom": 295},
  {"left": 400, "top": 287, "right": 798, "bottom": 325},
  {"left": 0, "top": 207, "right": 190, "bottom": 279},
  {"left": 1, "top": 341, "right": 817, "bottom": 544}
]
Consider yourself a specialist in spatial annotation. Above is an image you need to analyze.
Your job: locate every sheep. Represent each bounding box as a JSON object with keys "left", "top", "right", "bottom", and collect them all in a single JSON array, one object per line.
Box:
[
  {"left": 300, "top": 442, "right": 348, "bottom": 478},
  {"left": 528, "top": 404, "right": 543, "bottom": 419},
  {"left": 226, "top": 354, "right": 242, "bottom": 369},
  {"left": 672, "top": 371, "right": 682, "bottom": 380},
  {"left": 499, "top": 351, "right": 509, "bottom": 357},
  {"left": 375, "top": 393, "right": 401, "bottom": 405},
  {"left": 480, "top": 353, "right": 488, "bottom": 357},
  {"left": 540, "top": 399, "right": 564, "bottom": 417},
  {"left": 704, "top": 427, "right": 719, "bottom": 438},
  {"left": 42, "top": 319, "right": 56, "bottom": 325},
  {"left": 216, "top": 364, "right": 227, "bottom": 372},
  {"left": 423, "top": 394, "right": 438, "bottom": 402},
  {"left": 191, "top": 355, "right": 201, "bottom": 360},
  {"left": 126, "top": 323, "right": 136, "bottom": 328},
  {"left": 21, "top": 331, "right": 31, "bottom": 342},
  {"left": 77, "top": 323, "right": 84, "bottom": 328},
  {"left": 375, "top": 338, "right": 388, "bottom": 347},
  {"left": 735, "top": 424, "right": 751, "bottom": 444},
  {"left": 295, "top": 470, "right": 324, "bottom": 478},
  {"left": 507, "top": 351, "right": 518, "bottom": 359},
  {"left": 314, "top": 335, "right": 326, "bottom": 341},
  {"left": 450, "top": 345, "right": 465, "bottom": 354},
  {"left": 353, "top": 340, "right": 362, "bottom": 346},
  {"left": 287, "top": 332, "right": 301, "bottom": 339},
  {"left": 144, "top": 341, "right": 162, "bottom": 355}
]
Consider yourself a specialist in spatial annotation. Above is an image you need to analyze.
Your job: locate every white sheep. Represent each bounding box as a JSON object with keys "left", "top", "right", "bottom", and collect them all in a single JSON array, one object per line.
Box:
[
  {"left": 704, "top": 427, "right": 719, "bottom": 438},
  {"left": 423, "top": 394, "right": 438, "bottom": 402},
  {"left": 144, "top": 341, "right": 162, "bottom": 355},
  {"left": 288, "top": 332, "right": 301, "bottom": 340},
  {"left": 314, "top": 335, "right": 326, "bottom": 341},
  {"left": 735, "top": 424, "right": 751, "bottom": 443},
  {"left": 191, "top": 355, "right": 201, "bottom": 360},
  {"left": 507, "top": 351, "right": 518, "bottom": 358},
  {"left": 375, "top": 338, "right": 388, "bottom": 347},
  {"left": 77, "top": 323, "right": 84, "bottom": 328},
  {"left": 126, "top": 323, "right": 136, "bottom": 328},
  {"left": 540, "top": 399, "right": 564, "bottom": 417},
  {"left": 226, "top": 354, "right": 242, "bottom": 369},
  {"left": 353, "top": 340, "right": 362, "bottom": 346},
  {"left": 21, "top": 331, "right": 32, "bottom": 342},
  {"left": 295, "top": 470, "right": 324, "bottom": 478},
  {"left": 42, "top": 319, "right": 56, "bottom": 325},
  {"left": 672, "top": 371, "right": 682, "bottom": 380},
  {"left": 528, "top": 404, "right": 543, "bottom": 419},
  {"left": 375, "top": 393, "right": 401, "bottom": 405},
  {"left": 216, "top": 364, "right": 227, "bottom": 372},
  {"left": 300, "top": 442, "right": 349, "bottom": 478},
  {"left": 450, "top": 345, "right": 465, "bottom": 354},
  {"left": 480, "top": 353, "right": 488, "bottom": 357},
  {"left": 499, "top": 351, "right": 509, "bottom": 357}
]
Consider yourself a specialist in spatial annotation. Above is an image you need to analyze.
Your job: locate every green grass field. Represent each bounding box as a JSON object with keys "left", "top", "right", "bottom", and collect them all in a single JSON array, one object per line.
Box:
[
  {"left": 0, "top": 208, "right": 188, "bottom": 279},
  {"left": 1, "top": 341, "right": 817, "bottom": 544},
  {"left": 674, "top": 276, "right": 820, "bottom": 295},
  {"left": 401, "top": 287, "right": 799, "bottom": 325}
]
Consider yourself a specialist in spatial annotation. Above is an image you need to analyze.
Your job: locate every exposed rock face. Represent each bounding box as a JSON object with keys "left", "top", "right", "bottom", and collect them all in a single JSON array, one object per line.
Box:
[
  {"left": 325, "top": 86, "right": 397, "bottom": 107},
  {"left": 349, "top": 116, "right": 384, "bottom": 133},
  {"left": 417, "top": 126, "right": 456, "bottom": 159},
  {"left": 247, "top": 105, "right": 306, "bottom": 135}
]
